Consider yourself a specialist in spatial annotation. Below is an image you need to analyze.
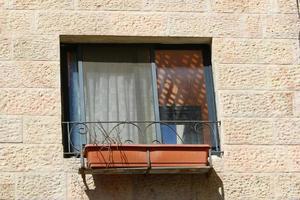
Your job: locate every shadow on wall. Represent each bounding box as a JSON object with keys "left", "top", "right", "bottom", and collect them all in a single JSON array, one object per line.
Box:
[{"left": 84, "top": 169, "right": 224, "bottom": 200}]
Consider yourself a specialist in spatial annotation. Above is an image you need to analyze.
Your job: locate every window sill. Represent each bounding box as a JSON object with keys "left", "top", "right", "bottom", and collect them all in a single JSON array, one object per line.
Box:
[{"left": 82, "top": 144, "right": 212, "bottom": 174}]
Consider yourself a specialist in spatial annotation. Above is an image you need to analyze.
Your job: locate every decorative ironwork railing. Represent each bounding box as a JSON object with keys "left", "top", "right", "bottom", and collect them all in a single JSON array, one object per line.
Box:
[{"left": 62, "top": 120, "right": 220, "bottom": 156}]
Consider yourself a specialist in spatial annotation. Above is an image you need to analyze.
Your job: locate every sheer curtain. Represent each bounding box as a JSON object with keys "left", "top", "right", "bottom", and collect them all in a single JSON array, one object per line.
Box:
[{"left": 83, "top": 62, "right": 155, "bottom": 144}]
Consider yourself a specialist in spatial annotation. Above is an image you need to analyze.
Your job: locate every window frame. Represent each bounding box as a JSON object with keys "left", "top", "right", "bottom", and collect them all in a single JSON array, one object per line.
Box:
[{"left": 60, "top": 43, "right": 220, "bottom": 154}]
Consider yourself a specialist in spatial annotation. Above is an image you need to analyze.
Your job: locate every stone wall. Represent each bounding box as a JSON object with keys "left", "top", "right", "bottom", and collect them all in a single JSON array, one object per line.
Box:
[{"left": 0, "top": 0, "right": 299, "bottom": 199}]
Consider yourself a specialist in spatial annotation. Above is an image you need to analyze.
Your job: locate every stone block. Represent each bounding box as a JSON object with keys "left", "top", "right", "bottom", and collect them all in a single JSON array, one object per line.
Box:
[
  {"left": 0, "top": 173, "right": 15, "bottom": 200},
  {"left": 211, "top": 0, "right": 268, "bottom": 13},
  {"left": 223, "top": 173, "right": 272, "bottom": 199},
  {"left": 16, "top": 173, "right": 65, "bottom": 200},
  {"left": 23, "top": 116, "right": 61, "bottom": 144},
  {"left": 0, "top": 11, "right": 9, "bottom": 34},
  {"left": 0, "top": 144, "right": 63, "bottom": 172},
  {"left": 294, "top": 91, "right": 300, "bottom": 117},
  {"left": 13, "top": 35, "right": 58, "bottom": 61},
  {"left": 0, "top": 37, "right": 11, "bottom": 60},
  {"left": 265, "top": 15, "right": 300, "bottom": 39},
  {"left": 274, "top": 174, "right": 300, "bottom": 199},
  {"left": 67, "top": 173, "right": 95, "bottom": 200},
  {"left": 274, "top": 118, "right": 300, "bottom": 144},
  {"left": 220, "top": 92, "right": 294, "bottom": 117},
  {"left": 0, "top": 61, "right": 59, "bottom": 88},
  {"left": 271, "top": 0, "right": 299, "bottom": 13},
  {"left": 144, "top": 0, "right": 207, "bottom": 12},
  {"left": 216, "top": 64, "right": 268, "bottom": 89},
  {"left": 9, "top": 11, "right": 34, "bottom": 34},
  {"left": 169, "top": 14, "right": 262, "bottom": 38},
  {"left": 223, "top": 118, "right": 273, "bottom": 145},
  {"left": 213, "top": 38, "right": 298, "bottom": 64},
  {"left": 10, "top": 0, "right": 73, "bottom": 10},
  {"left": 0, "top": 88, "right": 60, "bottom": 115},
  {"left": 224, "top": 145, "right": 298, "bottom": 172},
  {"left": 37, "top": 11, "right": 168, "bottom": 36},
  {"left": 77, "top": 0, "right": 137, "bottom": 10},
  {"left": 0, "top": 115, "right": 22, "bottom": 143},
  {"left": 270, "top": 65, "right": 300, "bottom": 90}
]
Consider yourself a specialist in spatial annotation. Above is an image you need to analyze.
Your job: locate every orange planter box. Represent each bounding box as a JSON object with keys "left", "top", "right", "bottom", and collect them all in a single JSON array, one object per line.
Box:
[{"left": 84, "top": 144, "right": 210, "bottom": 169}]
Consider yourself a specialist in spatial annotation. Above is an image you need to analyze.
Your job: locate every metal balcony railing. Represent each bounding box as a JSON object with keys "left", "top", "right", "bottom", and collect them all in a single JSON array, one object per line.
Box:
[{"left": 62, "top": 121, "right": 220, "bottom": 164}]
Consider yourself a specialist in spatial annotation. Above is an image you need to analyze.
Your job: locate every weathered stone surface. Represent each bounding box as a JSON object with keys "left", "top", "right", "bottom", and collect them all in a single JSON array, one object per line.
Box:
[
  {"left": 211, "top": 0, "right": 268, "bottom": 13},
  {"left": 0, "top": 11, "right": 9, "bottom": 34},
  {"left": 0, "top": 88, "right": 60, "bottom": 115},
  {"left": 294, "top": 91, "right": 300, "bottom": 117},
  {"left": 0, "top": 115, "right": 22, "bottom": 143},
  {"left": 265, "top": 15, "right": 300, "bottom": 39},
  {"left": 270, "top": 65, "right": 300, "bottom": 90},
  {"left": 37, "top": 11, "right": 168, "bottom": 36},
  {"left": 216, "top": 64, "right": 268, "bottom": 89},
  {"left": 77, "top": 0, "right": 145, "bottom": 10},
  {"left": 0, "top": 173, "right": 15, "bottom": 200},
  {"left": 274, "top": 173, "right": 300, "bottom": 199},
  {"left": 271, "top": 0, "right": 299, "bottom": 13},
  {"left": 0, "top": 37, "right": 11, "bottom": 60},
  {"left": 274, "top": 119, "right": 300, "bottom": 144},
  {"left": 145, "top": 0, "right": 207, "bottom": 12},
  {"left": 224, "top": 145, "right": 299, "bottom": 172},
  {"left": 169, "top": 14, "right": 262, "bottom": 38},
  {"left": 10, "top": 0, "right": 73, "bottom": 10},
  {"left": 68, "top": 173, "right": 224, "bottom": 200},
  {"left": 223, "top": 118, "right": 273, "bottom": 144},
  {"left": 0, "top": 144, "right": 63, "bottom": 172},
  {"left": 223, "top": 173, "right": 272, "bottom": 199},
  {"left": 23, "top": 116, "right": 61, "bottom": 144},
  {"left": 220, "top": 92, "right": 294, "bottom": 117},
  {"left": 213, "top": 38, "right": 298, "bottom": 64},
  {"left": 16, "top": 173, "right": 65, "bottom": 200},
  {"left": 13, "top": 35, "right": 58, "bottom": 61},
  {"left": 0, "top": 61, "right": 59, "bottom": 88},
  {"left": 9, "top": 11, "right": 34, "bottom": 34}
]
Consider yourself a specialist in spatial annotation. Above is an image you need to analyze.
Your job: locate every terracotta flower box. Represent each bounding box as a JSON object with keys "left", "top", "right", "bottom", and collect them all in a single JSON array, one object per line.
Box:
[{"left": 83, "top": 144, "right": 211, "bottom": 170}]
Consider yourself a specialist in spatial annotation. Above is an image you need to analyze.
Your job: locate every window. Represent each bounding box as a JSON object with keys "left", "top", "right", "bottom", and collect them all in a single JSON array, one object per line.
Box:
[{"left": 61, "top": 44, "right": 220, "bottom": 156}]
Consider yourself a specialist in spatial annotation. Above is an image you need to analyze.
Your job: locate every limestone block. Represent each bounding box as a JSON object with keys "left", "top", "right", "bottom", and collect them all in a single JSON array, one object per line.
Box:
[
  {"left": 274, "top": 174, "right": 300, "bottom": 199},
  {"left": 265, "top": 15, "right": 300, "bottom": 39},
  {"left": 224, "top": 145, "right": 298, "bottom": 172},
  {"left": 216, "top": 65, "right": 268, "bottom": 89},
  {"left": 9, "top": 11, "right": 34, "bottom": 34},
  {"left": 144, "top": 0, "right": 207, "bottom": 12},
  {"left": 211, "top": 0, "right": 267, "bottom": 13},
  {"left": 0, "top": 11, "right": 9, "bottom": 34},
  {"left": 0, "top": 37, "right": 11, "bottom": 60},
  {"left": 223, "top": 173, "right": 272, "bottom": 199},
  {"left": 213, "top": 38, "right": 297, "bottom": 64},
  {"left": 169, "top": 14, "right": 262, "bottom": 38},
  {"left": 0, "top": 115, "right": 22, "bottom": 143},
  {"left": 10, "top": 0, "right": 73, "bottom": 10},
  {"left": 23, "top": 116, "right": 61, "bottom": 144},
  {"left": 272, "top": 0, "right": 299, "bottom": 13},
  {"left": 0, "top": 61, "right": 59, "bottom": 88},
  {"left": 294, "top": 91, "right": 300, "bottom": 117},
  {"left": 16, "top": 173, "right": 65, "bottom": 200},
  {"left": 77, "top": 0, "right": 143, "bottom": 10},
  {"left": 67, "top": 173, "right": 95, "bottom": 200},
  {"left": 220, "top": 92, "right": 294, "bottom": 117},
  {"left": 0, "top": 173, "right": 15, "bottom": 200},
  {"left": 223, "top": 118, "right": 273, "bottom": 145},
  {"left": 37, "top": 11, "right": 168, "bottom": 36},
  {"left": 270, "top": 65, "right": 300, "bottom": 90},
  {"left": 13, "top": 35, "right": 58, "bottom": 61},
  {"left": 0, "top": 144, "right": 63, "bottom": 172},
  {"left": 274, "top": 119, "right": 300, "bottom": 144},
  {"left": 0, "top": 88, "right": 60, "bottom": 115}
]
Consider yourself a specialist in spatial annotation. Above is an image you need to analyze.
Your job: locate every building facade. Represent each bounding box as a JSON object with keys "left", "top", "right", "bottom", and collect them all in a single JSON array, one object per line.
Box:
[{"left": 0, "top": 0, "right": 300, "bottom": 199}]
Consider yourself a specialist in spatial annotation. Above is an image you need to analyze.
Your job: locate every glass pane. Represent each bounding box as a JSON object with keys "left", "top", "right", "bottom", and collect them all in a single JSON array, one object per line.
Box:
[
  {"left": 82, "top": 46, "right": 156, "bottom": 144},
  {"left": 155, "top": 50, "right": 210, "bottom": 144}
]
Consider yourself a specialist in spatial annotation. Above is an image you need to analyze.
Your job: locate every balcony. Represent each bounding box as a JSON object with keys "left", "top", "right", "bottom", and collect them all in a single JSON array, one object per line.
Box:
[{"left": 62, "top": 121, "right": 220, "bottom": 175}]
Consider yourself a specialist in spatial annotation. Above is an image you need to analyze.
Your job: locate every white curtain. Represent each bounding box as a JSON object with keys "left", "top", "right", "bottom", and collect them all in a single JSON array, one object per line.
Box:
[{"left": 83, "top": 62, "right": 155, "bottom": 144}]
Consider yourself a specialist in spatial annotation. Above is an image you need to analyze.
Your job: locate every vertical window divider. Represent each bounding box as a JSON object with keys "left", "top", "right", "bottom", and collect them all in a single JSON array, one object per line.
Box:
[
  {"left": 77, "top": 45, "right": 87, "bottom": 162},
  {"left": 150, "top": 47, "right": 162, "bottom": 144}
]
